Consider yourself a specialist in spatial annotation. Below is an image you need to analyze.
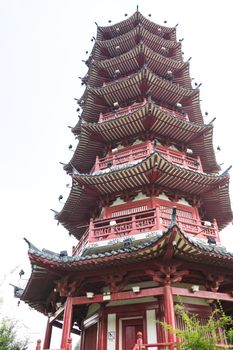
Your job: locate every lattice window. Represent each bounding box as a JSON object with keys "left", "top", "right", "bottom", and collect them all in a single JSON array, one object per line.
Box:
[
  {"left": 112, "top": 205, "right": 148, "bottom": 217},
  {"left": 160, "top": 206, "right": 193, "bottom": 218}
]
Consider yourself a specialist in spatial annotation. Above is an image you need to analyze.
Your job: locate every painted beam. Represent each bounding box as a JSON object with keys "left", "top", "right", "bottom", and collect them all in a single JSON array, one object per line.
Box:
[
  {"left": 171, "top": 287, "right": 233, "bottom": 301},
  {"left": 72, "top": 286, "right": 233, "bottom": 306},
  {"left": 72, "top": 287, "right": 164, "bottom": 305}
]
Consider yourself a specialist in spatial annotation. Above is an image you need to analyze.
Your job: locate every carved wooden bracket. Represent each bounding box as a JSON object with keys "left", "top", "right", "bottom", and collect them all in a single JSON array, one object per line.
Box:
[
  {"left": 55, "top": 276, "right": 84, "bottom": 297},
  {"left": 145, "top": 263, "right": 189, "bottom": 286},
  {"left": 142, "top": 184, "right": 161, "bottom": 197},
  {"left": 120, "top": 191, "right": 138, "bottom": 202},
  {"left": 98, "top": 194, "right": 116, "bottom": 207},
  {"left": 204, "top": 273, "right": 224, "bottom": 292},
  {"left": 103, "top": 273, "right": 127, "bottom": 293}
]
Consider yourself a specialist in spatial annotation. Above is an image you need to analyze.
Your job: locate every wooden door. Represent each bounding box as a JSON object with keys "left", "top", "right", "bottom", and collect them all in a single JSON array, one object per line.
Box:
[
  {"left": 83, "top": 323, "right": 97, "bottom": 350},
  {"left": 122, "top": 318, "right": 143, "bottom": 350}
]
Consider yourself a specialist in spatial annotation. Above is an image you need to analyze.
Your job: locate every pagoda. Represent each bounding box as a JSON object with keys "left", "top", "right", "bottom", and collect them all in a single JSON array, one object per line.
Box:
[{"left": 18, "top": 9, "right": 233, "bottom": 350}]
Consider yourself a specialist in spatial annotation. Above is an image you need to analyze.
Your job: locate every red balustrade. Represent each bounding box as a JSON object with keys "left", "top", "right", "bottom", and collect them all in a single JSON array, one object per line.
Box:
[
  {"left": 99, "top": 99, "right": 147, "bottom": 123},
  {"left": 35, "top": 338, "right": 66, "bottom": 350},
  {"left": 73, "top": 207, "right": 219, "bottom": 254},
  {"left": 159, "top": 106, "right": 189, "bottom": 121},
  {"left": 93, "top": 141, "right": 153, "bottom": 172},
  {"left": 72, "top": 229, "right": 89, "bottom": 256},
  {"left": 132, "top": 331, "right": 233, "bottom": 350},
  {"left": 156, "top": 145, "right": 203, "bottom": 172},
  {"left": 132, "top": 332, "right": 177, "bottom": 350},
  {"left": 93, "top": 142, "right": 202, "bottom": 173},
  {"left": 88, "top": 207, "right": 219, "bottom": 243},
  {"left": 98, "top": 100, "right": 189, "bottom": 124}
]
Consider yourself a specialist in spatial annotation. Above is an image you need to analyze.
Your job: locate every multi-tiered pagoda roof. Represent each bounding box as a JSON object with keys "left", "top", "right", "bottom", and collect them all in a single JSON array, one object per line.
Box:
[
  {"left": 56, "top": 10, "right": 232, "bottom": 240},
  {"left": 18, "top": 10, "right": 233, "bottom": 350}
]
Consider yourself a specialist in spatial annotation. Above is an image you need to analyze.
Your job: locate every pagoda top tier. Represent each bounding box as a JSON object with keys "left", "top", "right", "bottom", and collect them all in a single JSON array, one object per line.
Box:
[{"left": 96, "top": 11, "right": 177, "bottom": 42}]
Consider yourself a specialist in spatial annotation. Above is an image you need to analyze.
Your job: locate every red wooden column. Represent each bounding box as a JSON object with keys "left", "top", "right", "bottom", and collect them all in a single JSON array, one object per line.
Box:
[
  {"left": 163, "top": 285, "right": 176, "bottom": 349},
  {"left": 157, "top": 296, "right": 167, "bottom": 343},
  {"left": 98, "top": 307, "right": 107, "bottom": 350},
  {"left": 60, "top": 297, "right": 73, "bottom": 350},
  {"left": 43, "top": 319, "right": 52, "bottom": 349}
]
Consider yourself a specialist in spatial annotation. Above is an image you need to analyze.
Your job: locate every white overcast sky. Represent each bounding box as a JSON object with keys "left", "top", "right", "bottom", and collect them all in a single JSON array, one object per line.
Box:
[{"left": 0, "top": 0, "right": 233, "bottom": 348}]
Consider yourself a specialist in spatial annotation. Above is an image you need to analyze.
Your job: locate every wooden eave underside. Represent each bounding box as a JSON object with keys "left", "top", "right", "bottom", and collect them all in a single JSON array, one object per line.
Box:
[
  {"left": 21, "top": 224, "right": 233, "bottom": 314},
  {"left": 92, "top": 25, "right": 181, "bottom": 62},
  {"left": 58, "top": 153, "right": 231, "bottom": 234},
  {"left": 80, "top": 67, "right": 202, "bottom": 124},
  {"left": 69, "top": 102, "right": 219, "bottom": 174},
  {"left": 87, "top": 43, "right": 191, "bottom": 88},
  {"left": 96, "top": 11, "right": 176, "bottom": 42},
  {"left": 56, "top": 178, "right": 95, "bottom": 236},
  {"left": 21, "top": 226, "right": 233, "bottom": 316},
  {"left": 73, "top": 153, "right": 227, "bottom": 196},
  {"left": 20, "top": 265, "right": 57, "bottom": 314},
  {"left": 24, "top": 227, "right": 233, "bottom": 273},
  {"left": 202, "top": 182, "right": 233, "bottom": 228}
]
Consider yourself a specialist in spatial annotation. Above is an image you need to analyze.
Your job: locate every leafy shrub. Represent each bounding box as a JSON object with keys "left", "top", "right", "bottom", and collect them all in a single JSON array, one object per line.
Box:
[{"left": 160, "top": 302, "right": 233, "bottom": 350}]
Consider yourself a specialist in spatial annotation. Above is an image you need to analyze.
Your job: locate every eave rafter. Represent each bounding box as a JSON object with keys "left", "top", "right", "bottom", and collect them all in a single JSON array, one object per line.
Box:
[
  {"left": 20, "top": 219, "right": 233, "bottom": 314},
  {"left": 23, "top": 225, "right": 233, "bottom": 275},
  {"left": 92, "top": 25, "right": 181, "bottom": 63},
  {"left": 87, "top": 43, "right": 191, "bottom": 89},
  {"left": 56, "top": 152, "right": 232, "bottom": 233},
  {"left": 96, "top": 11, "right": 176, "bottom": 42},
  {"left": 69, "top": 101, "right": 219, "bottom": 174},
  {"left": 72, "top": 152, "right": 228, "bottom": 197},
  {"left": 80, "top": 67, "right": 201, "bottom": 124}
]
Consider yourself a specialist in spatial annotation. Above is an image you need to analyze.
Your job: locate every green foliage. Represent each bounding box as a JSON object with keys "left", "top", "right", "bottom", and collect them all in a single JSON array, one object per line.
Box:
[
  {"left": 160, "top": 302, "right": 233, "bottom": 350},
  {"left": 0, "top": 316, "right": 29, "bottom": 350},
  {"left": 74, "top": 341, "right": 80, "bottom": 350}
]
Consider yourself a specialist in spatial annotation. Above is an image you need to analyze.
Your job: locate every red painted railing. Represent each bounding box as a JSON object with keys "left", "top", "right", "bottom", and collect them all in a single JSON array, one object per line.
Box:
[
  {"left": 156, "top": 145, "right": 203, "bottom": 172},
  {"left": 35, "top": 338, "right": 72, "bottom": 350},
  {"left": 72, "top": 229, "right": 89, "bottom": 256},
  {"left": 132, "top": 332, "right": 176, "bottom": 350},
  {"left": 99, "top": 98, "right": 147, "bottom": 123},
  {"left": 132, "top": 332, "right": 233, "bottom": 350},
  {"left": 93, "top": 141, "right": 153, "bottom": 172},
  {"left": 73, "top": 205, "right": 218, "bottom": 255},
  {"left": 98, "top": 100, "right": 189, "bottom": 124},
  {"left": 159, "top": 106, "right": 189, "bottom": 121},
  {"left": 92, "top": 141, "right": 202, "bottom": 173},
  {"left": 89, "top": 208, "right": 218, "bottom": 242}
]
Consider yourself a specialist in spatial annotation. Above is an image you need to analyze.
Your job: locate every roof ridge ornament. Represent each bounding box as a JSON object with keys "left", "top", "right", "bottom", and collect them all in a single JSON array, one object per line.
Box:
[
  {"left": 221, "top": 165, "right": 232, "bottom": 177},
  {"left": 9, "top": 283, "right": 24, "bottom": 298},
  {"left": 70, "top": 163, "right": 80, "bottom": 175},
  {"left": 23, "top": 238, "right": 40, "bottom": 252}
]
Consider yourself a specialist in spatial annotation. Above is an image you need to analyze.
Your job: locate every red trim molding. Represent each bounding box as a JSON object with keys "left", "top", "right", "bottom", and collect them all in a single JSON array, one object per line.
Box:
[{"left": 72, "top": 286, "right": 233, "bottom": 306}]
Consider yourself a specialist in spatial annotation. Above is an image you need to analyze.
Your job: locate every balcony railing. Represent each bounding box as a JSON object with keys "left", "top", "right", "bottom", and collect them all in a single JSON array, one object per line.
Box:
[
  {"left": 98, "top": 99, "right": 189, "bottom": 124},
  {"left": 92, "top": 141, "right": 203, "bottom": 173},
  {"left": 132, "top": 332, "right": 233, "bottom": 350},
  {"left": 35, "top": 338, "right": 71, "bottom": 350},
  {"left": 89, "top": 208, "right": 218, "bottom": 242},
  {"left": 156, "top": 145, "right": 203, "bottom": 172},
  {"left": 93, "top": 141, "right": 153, "bottom": 172},
  {"left": 159, "top": 105, "right": 189, "bottom": 121},
  {"left": 72, "top": 229, "right": 89, "bottom": 256},
  {"left": 99, "top": 99, "right": 147, "bottom": 123}
]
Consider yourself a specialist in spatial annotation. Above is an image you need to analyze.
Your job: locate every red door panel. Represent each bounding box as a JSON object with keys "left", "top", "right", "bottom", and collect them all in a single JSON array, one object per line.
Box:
[
  {"left": 83, "top": 323, "right": 97, "bottom": 350},
  {"left": 122, "top": 318, "right": 143, "bottom": 350}
]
